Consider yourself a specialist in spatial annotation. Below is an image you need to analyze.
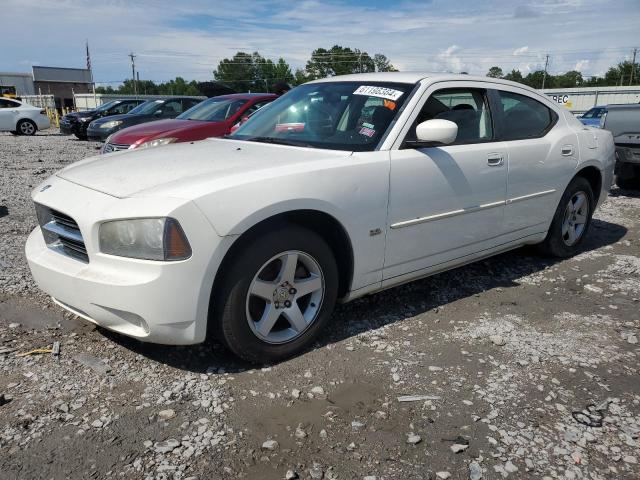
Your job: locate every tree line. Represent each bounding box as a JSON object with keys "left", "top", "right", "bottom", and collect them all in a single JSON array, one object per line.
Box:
[
  {"left": 96, "top": 45, "right": 396, "bottom": 95},
  {"left": 96, "top": 46, "right": 638, "bottom": 96},
  {"left": 486, "top": 61, "right": 639, "bottom": 88}
]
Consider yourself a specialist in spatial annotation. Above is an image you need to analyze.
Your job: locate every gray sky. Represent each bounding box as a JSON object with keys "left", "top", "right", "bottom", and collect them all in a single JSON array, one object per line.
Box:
[{"left": 2, "top": 0, "right": 639, "bottom": 86}]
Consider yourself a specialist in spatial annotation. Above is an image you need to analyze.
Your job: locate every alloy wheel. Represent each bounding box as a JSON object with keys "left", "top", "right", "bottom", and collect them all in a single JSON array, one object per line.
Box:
[
  {"left": 246, "top": 250, "right": 324, "bottom": 344},
  {"left": 20, "top": 121, "right": 35, "bottom": 135},
  {"left": 561, "top": 191, "right": 589, "bottom": 246}
]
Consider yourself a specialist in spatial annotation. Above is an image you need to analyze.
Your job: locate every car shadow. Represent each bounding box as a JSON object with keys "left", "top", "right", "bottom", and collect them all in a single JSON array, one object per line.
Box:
[{"left": 100, "top": 217, "right": 627, "bottom": 372}]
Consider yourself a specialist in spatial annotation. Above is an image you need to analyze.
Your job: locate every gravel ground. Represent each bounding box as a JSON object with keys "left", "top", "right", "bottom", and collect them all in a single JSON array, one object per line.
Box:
[{"left": 1, "top": 131, "right": 639, "bottom": 480}]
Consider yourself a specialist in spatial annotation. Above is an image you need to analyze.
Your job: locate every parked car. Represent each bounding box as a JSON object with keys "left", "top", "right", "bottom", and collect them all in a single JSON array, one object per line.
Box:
[
  {"left": 578, "top": 105, "right": 607, "bottom": 127},
  {"left": 601, "top": 103, "right": 640, "bottom": 189},
  {"left": 26, "top": 73, "right": 615, "bottom": 363},
  {"left": 59, "top": 99, "right": 145, "bottom": 140},
  {"left": 87, "top": 97, "right": 203, "bottom": 142},
  {"left": 0, "top": 98, "right": 50, "bottom": 135},
  {"left": 100, "top": 93, "right": 276, "bottom": 153}
]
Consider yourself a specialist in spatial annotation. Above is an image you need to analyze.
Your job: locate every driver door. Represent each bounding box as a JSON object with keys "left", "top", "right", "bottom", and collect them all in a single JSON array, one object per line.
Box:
[{"left": 384, "top": 84, "right": 507, "bottom": 283}]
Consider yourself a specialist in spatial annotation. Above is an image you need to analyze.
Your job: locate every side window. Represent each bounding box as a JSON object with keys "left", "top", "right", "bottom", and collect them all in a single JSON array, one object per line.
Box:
[
  {"left": 408, "top": 88, "right": 493, "bottom": 144},
  {"left": 183, "top": 99, "right": 201, "bottom": 110},
  {"left": 110, "top": 102, "right": 133, "bottom": 114},
  {"left": 497, "top": 91, "right": 556, "bottom": 140},
  {"left": 162, "top": 100, "right": 183, "bottom": 115},
  {"left": 0, "top": 99, "right": 15, "bottom": 108},
  {"left": 245, "top": 100, "right": 272, "bottom": 116}
]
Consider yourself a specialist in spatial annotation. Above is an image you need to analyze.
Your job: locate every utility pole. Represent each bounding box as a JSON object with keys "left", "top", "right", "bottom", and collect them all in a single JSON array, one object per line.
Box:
[
  {"left": 541, "top": 54, "right": 549, "bottom": 90},
  {"left": 630, "top": 47, "right": 638, "bottom": 86},
  {"left": 128, "top": 52, "right": 137, "bottom": 97}
]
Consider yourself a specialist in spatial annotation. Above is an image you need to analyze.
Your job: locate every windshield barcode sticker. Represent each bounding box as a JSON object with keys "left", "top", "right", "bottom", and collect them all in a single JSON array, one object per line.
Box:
[{"left": 353, "top": 86, "right": 404, "bottom": 101}]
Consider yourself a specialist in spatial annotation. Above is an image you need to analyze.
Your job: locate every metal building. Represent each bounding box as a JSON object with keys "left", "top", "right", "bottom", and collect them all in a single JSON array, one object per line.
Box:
[
  {"left": 32, "top": 66, "right": 92, "bottom": 109},
  {"left": 0, "top": 72, "right": 35, "bottom": 96},
  {"left": 541, "top": 86, "right": 640, "bottom": 114}
]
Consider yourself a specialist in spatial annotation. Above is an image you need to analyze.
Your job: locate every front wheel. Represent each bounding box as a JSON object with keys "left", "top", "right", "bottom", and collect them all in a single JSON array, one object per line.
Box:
[
  {"left": 17, "top": 119, "right": 37, "bottom": 136},
  {"left": 538, "top": 177, "right": 594, "bottom": 258},
  {"left": 212, "top": 225, "right": 339, "bottom": 363}
]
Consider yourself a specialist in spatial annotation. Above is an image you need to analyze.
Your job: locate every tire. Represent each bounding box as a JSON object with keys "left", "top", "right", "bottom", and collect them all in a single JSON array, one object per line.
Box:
[
  {"left": 75, "top": 133, "right": 88, "bottom": 140},
  {"left": 17, "top": 119, "right": 37, "bottom": 136},
  {"left": 538, "top": 176, "right": 594, "bottom": 258},
  {"left": 616, "top": 172, "right": 639, "bottom": 190},
  {"left": 211, "top": 225, "right": 339, "bottom": 364}
]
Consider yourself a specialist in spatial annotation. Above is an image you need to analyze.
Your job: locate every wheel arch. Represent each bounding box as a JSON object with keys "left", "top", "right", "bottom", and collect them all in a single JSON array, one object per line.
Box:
[
  {"left": 208, "top": 208, "right": 355, "bottom": 321},
  {"left": 574, "top": 164, "right": 603, "bottom": 205}
]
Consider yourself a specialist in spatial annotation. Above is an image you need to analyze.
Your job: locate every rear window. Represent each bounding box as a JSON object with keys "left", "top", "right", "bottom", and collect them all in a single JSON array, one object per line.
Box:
[{"left": 497, "top": 91, "right": 556, "bottom": 141}]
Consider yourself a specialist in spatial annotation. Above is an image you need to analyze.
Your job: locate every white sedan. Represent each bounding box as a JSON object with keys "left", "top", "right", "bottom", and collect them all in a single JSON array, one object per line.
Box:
[
  {"left": 25, "top": 73, "right": 615, "bottom": 363},
  {"left": 0, "top": 98, "right": 50, "bottom": 135}
]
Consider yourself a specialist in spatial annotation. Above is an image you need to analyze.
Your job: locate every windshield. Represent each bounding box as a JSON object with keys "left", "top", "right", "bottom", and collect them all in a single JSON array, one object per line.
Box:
[
  {"left": 178, "top": 97, "right": 248, "bottom": 122},
  {"left": 582, "top": 107, "right": 606, "bottom": 119},
  {"left": 95, "top": 100, "right": 120, "bottom": 112},
  {"left": 129, "top": 100, "right": 164, "bottom": 115},
  {"left": 229, "top": 82, "right": 413, "bottom": 151}
]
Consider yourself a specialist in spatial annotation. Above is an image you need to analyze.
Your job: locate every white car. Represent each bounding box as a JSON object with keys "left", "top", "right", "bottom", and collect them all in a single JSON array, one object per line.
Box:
[
  {"left": 25, "top": 73, "right": 615, "bottom": 363},
  {"left": 0, "top": 98, "right": 50, "bottom": 135}
]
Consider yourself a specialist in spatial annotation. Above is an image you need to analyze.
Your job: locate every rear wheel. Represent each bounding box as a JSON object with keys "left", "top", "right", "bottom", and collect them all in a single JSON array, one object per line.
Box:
[
  {"left": 538, "top": 177, "right": 594, "bottom": 258},
  {"left": 17, "top": 119, "right": 37, "bottom": 136},
  {"left": 212, "top": 225, "right": 338, "bottom": 363}
]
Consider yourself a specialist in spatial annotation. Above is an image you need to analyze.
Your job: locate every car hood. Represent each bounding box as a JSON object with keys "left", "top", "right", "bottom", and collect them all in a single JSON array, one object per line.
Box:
[
  {"left": 56, "top": 138, "right": 352, "bottom": 199},
  {"left": 65, "top": 110, "right": 96, "bottom": 120},
  {"left": 111, "top": 119, "right": 226, "bottom": 144},
  {"left": 91, "top": 113, "right": 139, "bottom": 124}
]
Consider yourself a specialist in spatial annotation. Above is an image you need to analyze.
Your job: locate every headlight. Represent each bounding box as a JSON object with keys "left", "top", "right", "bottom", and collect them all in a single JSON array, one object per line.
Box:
[
  {"left": 100, "top": 120, "right": 123, "bottom": 129},
  {"left": 79, "top": 117, "right": 92, "bottom": 122},
  {"left": 136, "top": 137, "right": 177, "bottom": 149},
  {"left": 99, "top": 218, "right": 191, "bottom": 261}
]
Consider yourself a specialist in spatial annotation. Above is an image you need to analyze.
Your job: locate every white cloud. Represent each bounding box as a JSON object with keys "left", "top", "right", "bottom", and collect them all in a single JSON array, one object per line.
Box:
[{"left": 0, "top": 0, "right": 638, "bottom": 84}]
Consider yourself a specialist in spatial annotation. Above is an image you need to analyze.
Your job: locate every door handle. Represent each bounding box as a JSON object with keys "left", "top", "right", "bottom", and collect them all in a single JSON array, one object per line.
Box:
[
  {"left": 561, "top": 145, "right": 574, "bottom": 156},
  {"left": 487, "top": 153, "right": 504, "bottom": 166}
]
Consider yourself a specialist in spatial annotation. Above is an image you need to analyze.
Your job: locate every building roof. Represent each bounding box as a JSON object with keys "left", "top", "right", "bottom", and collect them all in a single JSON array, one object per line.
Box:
[{"left": 32, "top": 66, "right": 92, "bottom": 83}]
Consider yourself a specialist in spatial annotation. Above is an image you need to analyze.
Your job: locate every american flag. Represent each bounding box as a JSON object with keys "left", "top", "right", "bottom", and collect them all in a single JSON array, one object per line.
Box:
[{"left": 86, "top": 40, "right": 91, "bottom": 71}]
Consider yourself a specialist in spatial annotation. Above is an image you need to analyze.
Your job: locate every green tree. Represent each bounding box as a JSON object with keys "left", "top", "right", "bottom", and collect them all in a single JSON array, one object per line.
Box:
[
  {"left": 486, "top": 66, "right": 503, "bottom": 78},
  {"left": 373, "top": 53, "right": 397, "bottom": 72},
  {"left": 305, "top": 45, "right": 376, "bottom": 79},
  {"left": 503, "top": 69, "right": 524, "bottom": 83},
  {"left": 214, "top": 52, "right": 294, "bottom": 92},
  {"left": 523, "top": 70, "right": 551, "bottom": 89},
  {"left": 213, "top": 52, "right": 257, "bottom": 91},
  {"left": 555, "top": 70, "right": 583, "bottom": 88}
]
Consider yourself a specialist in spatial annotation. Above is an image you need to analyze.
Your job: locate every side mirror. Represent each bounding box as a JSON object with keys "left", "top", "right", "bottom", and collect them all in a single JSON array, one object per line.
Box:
[
  {"left": 415, "top": 119, "right": 458, "bottom": 145},
  {"left": 154, "top": 109, "right": 163, "bottom": 116}
]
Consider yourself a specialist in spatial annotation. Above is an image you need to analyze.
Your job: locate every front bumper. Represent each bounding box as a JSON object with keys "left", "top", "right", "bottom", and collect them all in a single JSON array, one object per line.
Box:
[
  {"left": 87, "top": 125, "right": 116, "bottom": 142},
  {"left": 25, "top": 177, "right": 228, "bottom": 345}
]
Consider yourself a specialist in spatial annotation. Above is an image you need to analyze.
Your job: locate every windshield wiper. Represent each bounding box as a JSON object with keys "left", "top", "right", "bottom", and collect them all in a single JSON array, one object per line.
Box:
[{"left": 245, "top": 136, "right": 312, "bottom": 148}]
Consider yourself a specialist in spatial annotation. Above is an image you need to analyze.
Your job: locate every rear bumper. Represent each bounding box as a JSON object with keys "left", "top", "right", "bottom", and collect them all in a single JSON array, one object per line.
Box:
[
  {"left": 615, "top": 145, "right": 640, "bottom": 166},
  {"left": 25, "top": 177, "right": 229, "bottom": 345},
  {"left": 36, "top": 115, "right": 50, "bottom": 130}
]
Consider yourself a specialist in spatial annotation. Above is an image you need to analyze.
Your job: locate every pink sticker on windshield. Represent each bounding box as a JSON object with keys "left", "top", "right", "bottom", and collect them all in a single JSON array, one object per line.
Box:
[{"left": 359, "top": 126, "right": 376, "bottom": 138}]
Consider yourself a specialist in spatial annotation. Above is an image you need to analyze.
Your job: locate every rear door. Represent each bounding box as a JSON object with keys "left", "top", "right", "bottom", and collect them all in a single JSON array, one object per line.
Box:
[
  {"left": 492, "top": 88, "right": 577, "bottom": 234},
  {"left": 0, "top": 99, "right": 19, "bottom": 130}
]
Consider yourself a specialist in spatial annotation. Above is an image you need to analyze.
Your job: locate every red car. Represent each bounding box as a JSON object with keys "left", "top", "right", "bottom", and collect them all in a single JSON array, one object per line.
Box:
[{"left": 101, "top": 93, "right": 277, "bottom": 153}]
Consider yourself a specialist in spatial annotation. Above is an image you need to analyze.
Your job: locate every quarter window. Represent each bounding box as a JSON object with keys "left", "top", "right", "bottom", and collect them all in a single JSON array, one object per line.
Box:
[
  {"left": 408, "top": 88, "right": 493, "bottom": 144},
  {"left": 497, "top": 91, "right": 556, "bottom": 140},
  {"left": 0, "top": 99, "right": 19, "bottom": 108}
]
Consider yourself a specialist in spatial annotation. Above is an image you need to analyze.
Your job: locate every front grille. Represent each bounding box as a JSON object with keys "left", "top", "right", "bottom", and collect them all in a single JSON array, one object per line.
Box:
[
  {"left": 35, "top": 204, "right": 89, "bottom": 263},
  {"left": 103, "top": 142, "right": 130, "bottom": 153}
]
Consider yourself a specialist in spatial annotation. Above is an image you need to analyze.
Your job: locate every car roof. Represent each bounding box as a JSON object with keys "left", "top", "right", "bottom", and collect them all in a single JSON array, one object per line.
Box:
[
  {"left": 306, "top": 71, "right": 542, "bottom": 93},
  {"left": 210, "top": 93, "right": 278, "bottom": 100}
]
